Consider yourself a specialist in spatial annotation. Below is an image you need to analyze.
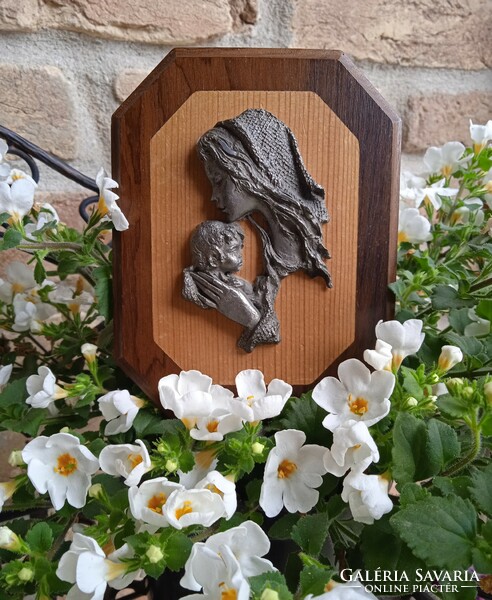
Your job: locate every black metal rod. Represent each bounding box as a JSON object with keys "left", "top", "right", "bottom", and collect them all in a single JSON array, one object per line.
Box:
[{"left": 0, "top": 125, "right": 98, "bottom": 193}]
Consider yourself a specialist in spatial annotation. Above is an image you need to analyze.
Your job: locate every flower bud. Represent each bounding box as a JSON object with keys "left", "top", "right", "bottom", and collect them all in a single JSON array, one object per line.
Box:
[
  {"left": 0, "top": 527, "right": 23, "bottom": 552},
  {"left": 260, "top": 589, "right": 280, "bottom": 600},
  {"left": 165, "top": 459, "right": 178, "bottom": 473},
  {"left": 428, "top": 373, "right": 440, "bottom": 384},
  {"left": 484, "top": 382, "right": 492, "bottom": 404},
  {"left": 89, "top": 483, "right": 103, "bottom": 499},
  {"left": 438, "top": 345, "right": 463, "bottom": 372},
  {"left": 18, "top": 566, "right": 34, "bottom": 582},
  {"left": 8, "top": 451, "right": 24, "bottom": 467},
  {"left": 406, "top": 397, "right": 418, "bottom": 407},
  {"left": 251, "top": 442, "right": 265, "bottom": 455},
  {"left": 146, "top": 545, "right": 164, "bottom": 564},
  {"left": 462, "top": 386, "right": 474, "bottom": 401},
  {"left": 446, "top": 378, "right": 464, "bottom": 395},
  {"left": 59, "top": 426, "right": 70, "bottom": 434},
  {"left": 81, "top": 343, "right": 98, "bottom": 364}
]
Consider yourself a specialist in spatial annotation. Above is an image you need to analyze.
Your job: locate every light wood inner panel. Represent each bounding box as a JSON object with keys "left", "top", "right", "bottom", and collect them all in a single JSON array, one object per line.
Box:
[{"left": 150, "top": 91, "right": 359, "bottom": 385}]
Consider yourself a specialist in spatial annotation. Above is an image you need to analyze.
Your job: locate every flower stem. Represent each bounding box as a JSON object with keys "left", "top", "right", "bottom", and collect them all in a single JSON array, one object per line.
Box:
[{"left": 18, "top": 241, "right": 83, "bottom": 252}]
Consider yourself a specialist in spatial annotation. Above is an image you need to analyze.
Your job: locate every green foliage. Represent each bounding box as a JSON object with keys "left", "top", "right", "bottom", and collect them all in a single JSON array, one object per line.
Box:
[
  {"left": 390, "top": 495, "right": 477, "bottom": 569},
  {"left": 250, "top": 571, "right": 293, "bottom": 600},
  {"left": 291, "top": 513, "right": 330, "bottom": 558}
]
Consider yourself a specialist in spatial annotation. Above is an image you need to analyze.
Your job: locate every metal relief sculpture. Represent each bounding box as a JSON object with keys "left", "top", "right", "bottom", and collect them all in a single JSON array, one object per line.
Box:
[{"left": 182, "top": 108, "right": 332, "bottom": 352}]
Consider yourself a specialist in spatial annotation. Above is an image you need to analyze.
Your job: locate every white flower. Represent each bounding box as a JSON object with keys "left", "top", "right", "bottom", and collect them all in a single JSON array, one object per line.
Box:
[
  {"left": 415, "top": 179, "right": 458, "bottom": 211},
  {"left": 259, "top": 429, "right": 327, "bottom": 517},
  {"left": 195, "top": 471, "right": 237, "bottom": 519},
  {"left": 0, "top": 177, "right": 36, "bottom": 222},
  {"left": 178, "top": 450, "right": 218, "bottom": 489},
  {"left": 312, "top": 359, "right": 395, "bottom": 432},
  {"left": 26, "top": 365, "right": 67, "bottom": 414},
  {"left": 25, "top": 202, "right": 59, "bottom": 238},
  {"left": 0, "top": 261, "right": 37, "bottom": 302},
  {"left": 464, "top": 308, "right": 491, "bottom": 337},
  {"left": 49, "top": 278, "right": 95, "bottom": 314},
  {"left": 483, "top": 167, "right": 492, "bottom": 203},
  {"left": 0, "top": 364, "right": 13, "bottom": 392},
  {"left": 363, "top": 339, "right": 392, "bottom": 371},
  {"left": 470, "top": 119, "right": 492, "bottom": 153},
  {"left": 235, "top": 370, "right": 292, "bottom": 422},
  {"left": 98, "top": 389, "right": 144, "bottom": 435},
  {"left": 306, "top": 579, "right": 378, "bottom": 599},
  {"left": 163, "top": 488, "right": 226, "bottom": 529},
  {"left": 375, "top": 319, "right": 425, "bottom": 369},
  {"left": 0, "top": 139, "right": 10, "bottom": 180},
  {"left": 99, "top": 439, "right": 152, "bottom": 486},
  {"left": 432, "top": 382, "right": 448, "bottom": 397},
  {"left": 95, "top": 167, "right": 128, "bottom": 231},
  {"left": 56, "top": 533, "right": 143, "bottom": 600},
  {"left": 12, "top": 292, "right": 57, "bottom": 333},
  {"left": 324, "top": 421, "right": 379, "bottom": 477},
  {"left": 22, "top": 433, "right": 99, "bottom": 510},
  {"left": 399, "top": 171, "right": 426, "bottom": 208},
  {"left": 128, "top": 477, "right": 184, "bottom": 529},
  {"left": 0, "top": 481, "right": 17, "bottom": 512},
  {"left": 342, "top": 470, "right": 393, "bottom": 524},
  {"left": 181, "top": 521, "right": 274, "bottom": 592},
  {"left": 189, "top": 385, "right": 244, "bottom": 441},
  {"left": 438, "top": 345, "right": 463, "bottom": 372},
  {"left": 423, "top": 142, "right": 469, "bottom": 178},
  {"left": 81, "top": 343, "right": 98, "bottom": 363},
  {"left": 398, "top": 208, "right": 431, "bottom": 244},
  {"left": 182, "top": 544, "right": 250, "bottom": 600},
  {"left": 159, "top": 370, "right": 238, "bottom": 432}
]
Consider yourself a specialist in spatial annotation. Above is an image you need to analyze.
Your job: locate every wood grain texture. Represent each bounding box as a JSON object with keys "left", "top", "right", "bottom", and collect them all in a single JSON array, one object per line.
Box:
[
  {"left": 112, "top": 48, "right": 401, "bottom": 403},
  {"left": 150, "top": 91, "right": 358, "bottom": 384}
]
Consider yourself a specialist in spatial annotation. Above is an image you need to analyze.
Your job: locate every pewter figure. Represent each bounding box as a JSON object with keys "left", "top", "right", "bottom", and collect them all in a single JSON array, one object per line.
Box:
[{"left": 184, "top": 108, "right": 332, "bottom": 352}]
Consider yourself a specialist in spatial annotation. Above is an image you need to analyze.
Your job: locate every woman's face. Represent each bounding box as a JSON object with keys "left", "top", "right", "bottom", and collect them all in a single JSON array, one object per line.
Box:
[{"left": 205, "top": 163, "right": 259, "bottom": 222}]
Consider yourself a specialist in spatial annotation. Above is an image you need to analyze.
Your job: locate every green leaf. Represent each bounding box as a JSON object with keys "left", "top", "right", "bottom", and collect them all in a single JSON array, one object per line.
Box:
[
  {"left": 0, "top": 378, "right": 28, "bottom": 409},
  {"left": 0, "top": 228, "right": 22, "bottom": 250},
  {"left": 476, "top": 299, "right": 492, "bottom": 322},
  {"left": 268, "top": 513, "right": 300, "bottom": 540},
  {"left": 431, "top": 285, "right": 474, "bottom": 310},
  {"left": 426, "top": 418, "right": 460, "bottom": 471},
  {"left": 299, "top": 561, "right": 335, "bottom": 596},
  {"left": 448, "top": 308, "right": 474, "bottom": 335},
  {"left": 279, "top": 393, "right": 329, "bottom": 446},
  {"left": 26, "top": 523, "right": 53, "bottom": 553},
  {"left": 93, "top": 265, "right": 112, "bottom": 321},
  {"left": 436, "top": 393, "right": 471, "bottom": 418},
  {"left": 390, "top": 495, "right": 477, "bottom": 569},
  {"left": 360, "top": 514, "right": 425, "bottom": 583},
  {"left": 399, "top": 483, "right": 431, "bottom": 507},
  {"left": 165, "top": 532, "right": 192, "bottom": 571},
  {"left": 291, "top": 513, "right": 329, "bottom": 558},
  {"left": 249, "top": 571, "right": 293, "bottom": 600},
  {"left": 432, "top": 476, "right": 472, "bottom": 499},
  {"left": 391, "top": 413, "right": 428, "bottom": 485},
  {"left": 469, "top": 464, "right": 492, "bottom": 516},
  {"left": 133, "top": 411, "right": 182, "bottom": 438},
  {"left": 57, "top": 254, "right": 80, "bottom": 279},
  {"left": 444, "top": 332, "right": 483, "bottom": 358}
]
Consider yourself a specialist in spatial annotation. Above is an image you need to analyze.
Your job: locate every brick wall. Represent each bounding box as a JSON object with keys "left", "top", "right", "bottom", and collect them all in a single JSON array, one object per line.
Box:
[{"left": 0, "top": 0, "right": 490, "bottom": 220}]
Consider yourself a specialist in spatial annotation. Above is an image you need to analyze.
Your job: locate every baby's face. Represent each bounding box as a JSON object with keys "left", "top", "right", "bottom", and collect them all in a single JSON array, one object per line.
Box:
[{"left": 219, "top": 235, "right": 243, "bottom": 273}]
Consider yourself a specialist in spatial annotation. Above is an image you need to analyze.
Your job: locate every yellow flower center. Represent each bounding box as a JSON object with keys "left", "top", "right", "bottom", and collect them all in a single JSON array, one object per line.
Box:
[
  {"left": 181, "top": 417, "right": 196, "bottom": 430},
  {"left": 206, "top": 483, "right": 223, "bottom": 497},
  {"left": 441, "top": 165, "right": 452, "bottom": 179},
  {"left": 11, "top": 172, "right": 24, "bottom": 182},
  {"left": 147, "top": 493, "right": 167, "bottom": 513},
  {"left": 97, "top": 196, "right": 109, "bottom": 216},
  {"left": 246, "top": 395, "right": 255, "bottom": 406},
  {"left": 221, "top": 587, "right": 237, "bottom": 600},
  {"left": 128, "top": 453, "right": 143, "bottom": 469},
  {"left": 54, "top": 453, "right": 78, "bottom": 476},
  {"left": 348, "top": 394, "right": 369, "bottom": 416},
  {"left": 207, "top": 420, "right": 219, "bottom": 433},
  {"left": 11, "top": 283, "right": 24, "bottom": 295},
  {"left": 175, "top": 500, "right": 193, "bottom": 520},
  {"left": 75, "top": 276, "right": 85, "bottom": 295},
  {"left": 277, "top": 459, "right": 297, "bottom": 479},
  {"left": 398, "top": 231, "right": 409, "bottom": 244},
  {"left": 68, "top": 303, "right": 80, "bottom": 314}
]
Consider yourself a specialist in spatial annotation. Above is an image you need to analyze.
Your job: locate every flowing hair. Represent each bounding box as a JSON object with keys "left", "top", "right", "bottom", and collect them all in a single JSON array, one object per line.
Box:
[{"left": 197, "top": 109, "right": 332, "bottom": 287}]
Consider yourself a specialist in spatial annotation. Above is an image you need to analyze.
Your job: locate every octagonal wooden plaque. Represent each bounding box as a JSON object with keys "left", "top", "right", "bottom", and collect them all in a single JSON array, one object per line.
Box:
[{"left": 112, "top": 48, "right": 401, "bottom": 404}]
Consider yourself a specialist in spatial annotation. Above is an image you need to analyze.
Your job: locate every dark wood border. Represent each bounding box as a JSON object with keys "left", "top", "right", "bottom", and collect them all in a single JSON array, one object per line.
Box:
[{"left": 112, "top": 48, "right": 401, "bottom": 404}]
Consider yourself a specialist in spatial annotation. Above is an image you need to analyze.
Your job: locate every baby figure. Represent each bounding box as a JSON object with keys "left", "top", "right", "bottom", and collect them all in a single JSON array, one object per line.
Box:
[{"left": 182, "top": 220, "right": 260, "bottom": 328}]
